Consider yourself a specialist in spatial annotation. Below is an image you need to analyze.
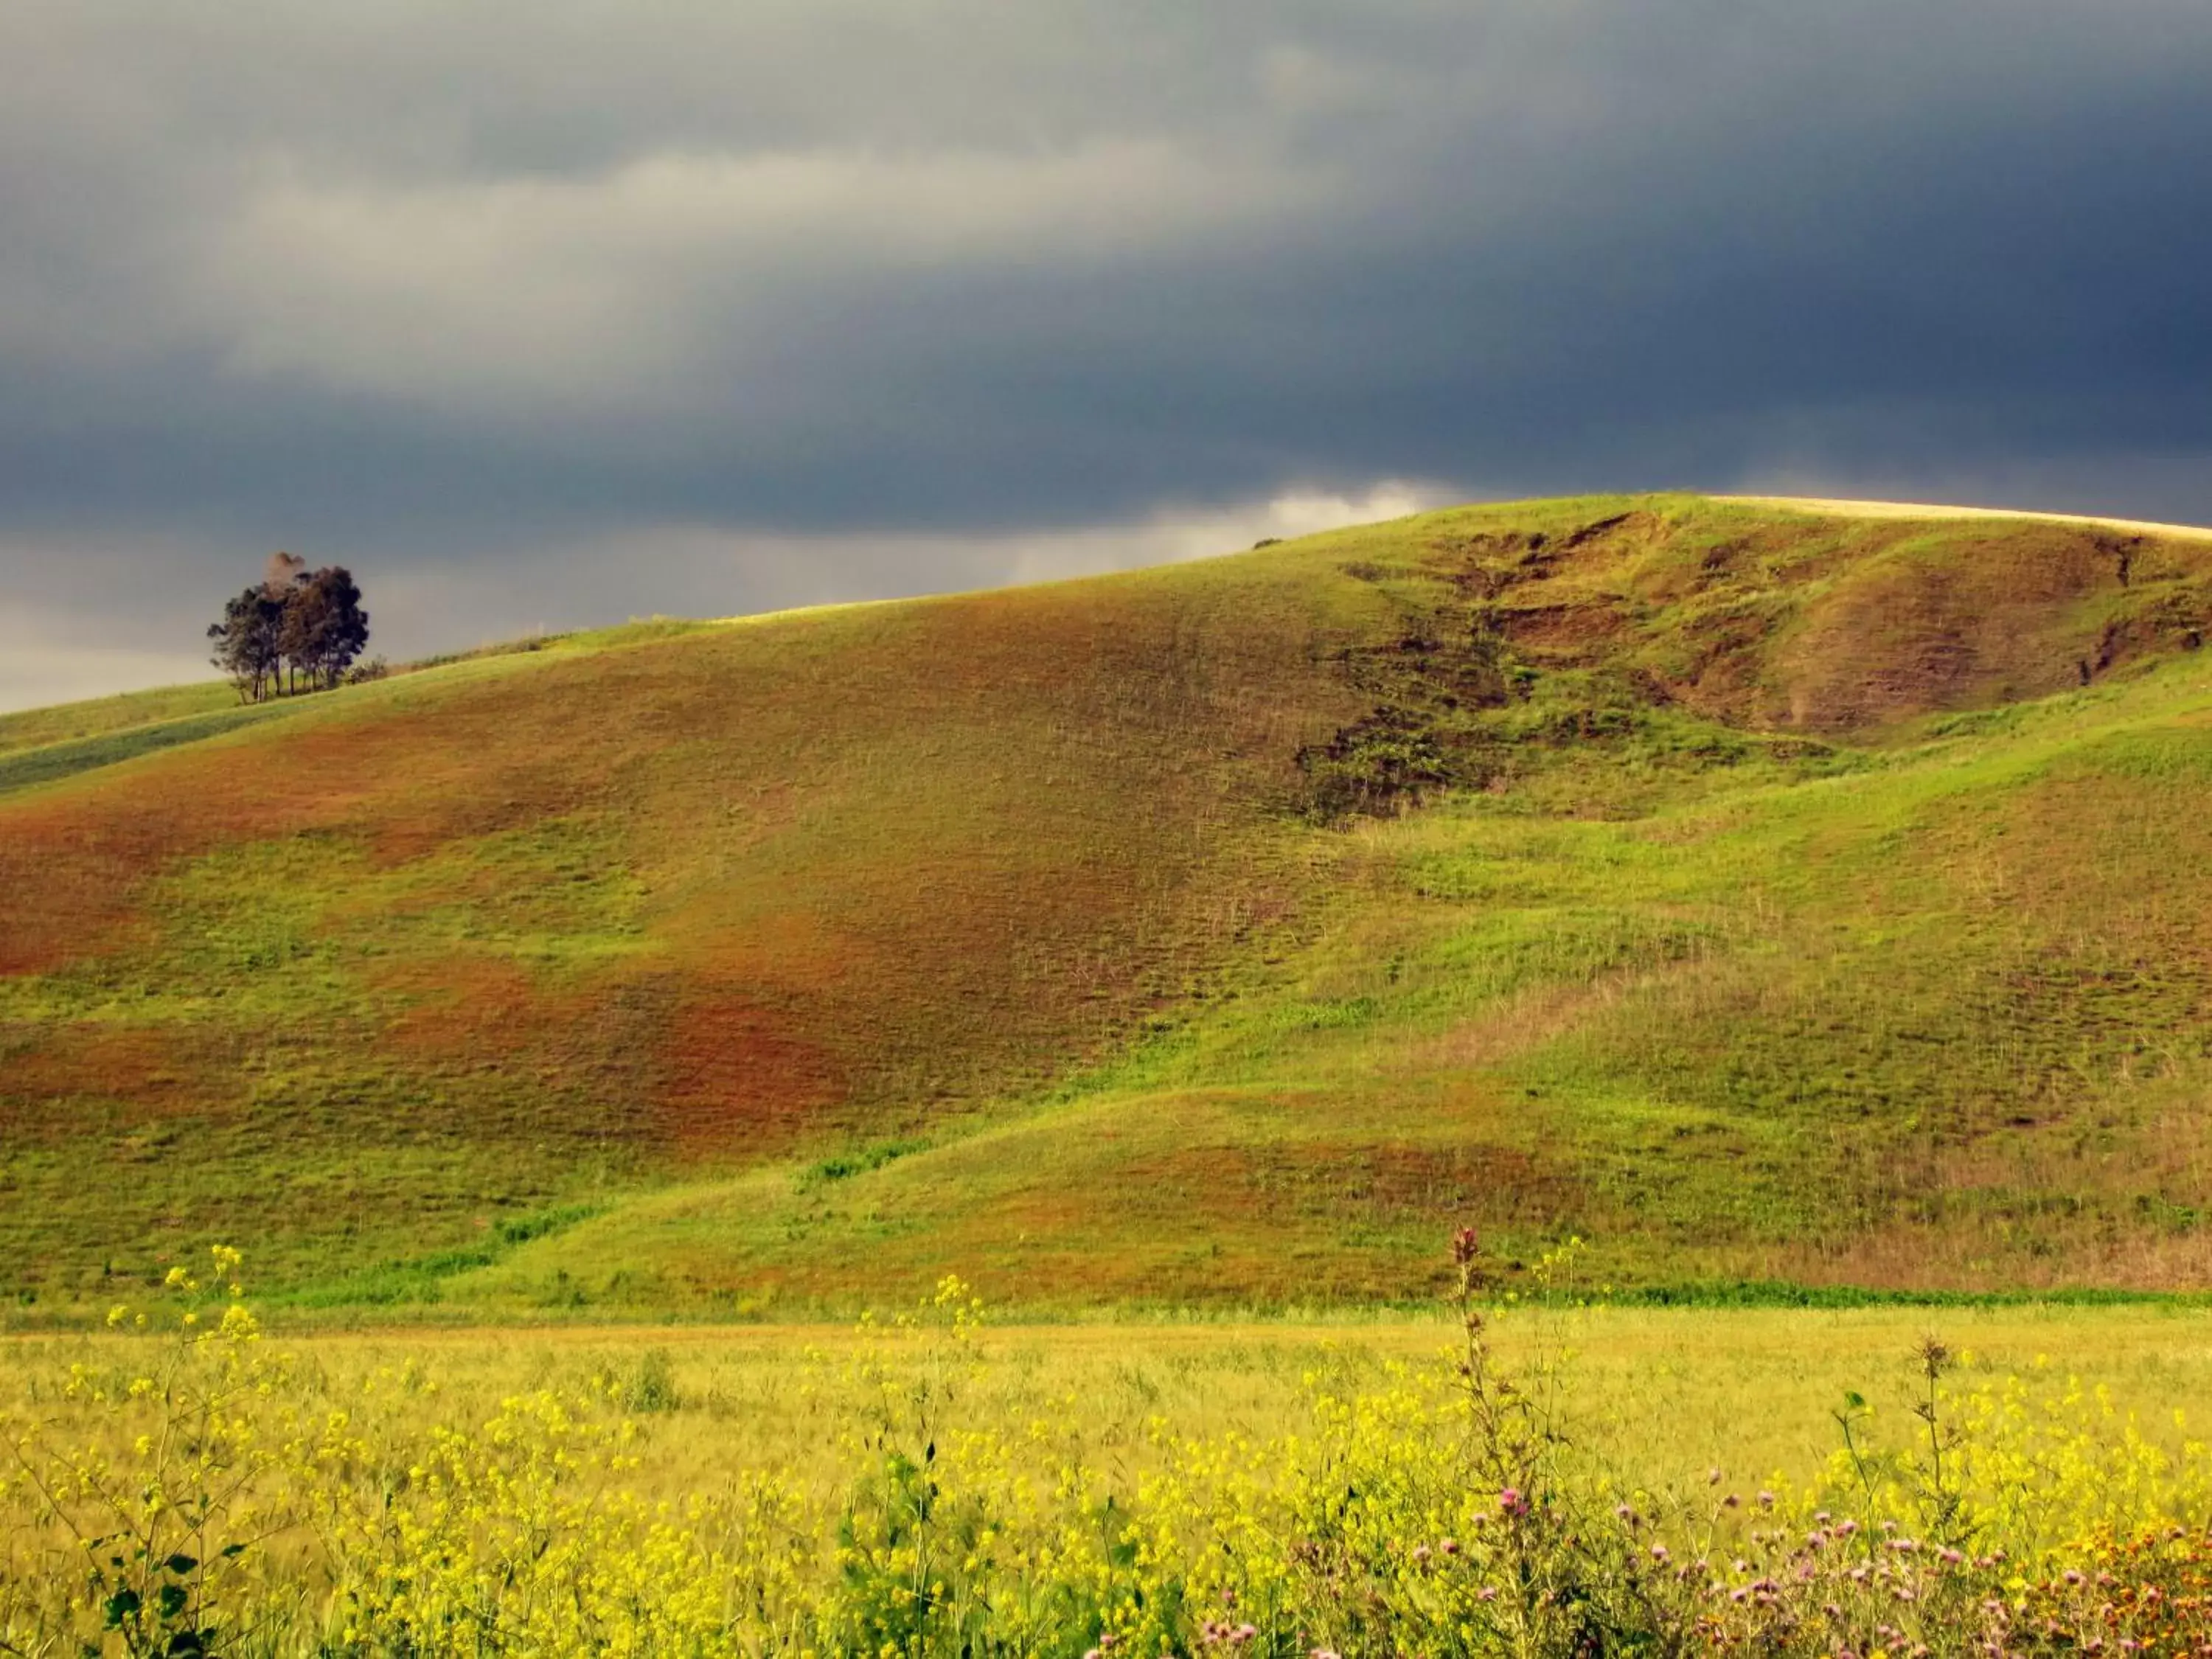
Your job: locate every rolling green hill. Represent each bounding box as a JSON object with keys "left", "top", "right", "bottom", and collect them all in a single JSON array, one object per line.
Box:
[{"left": 7, "top": 494, "right": 2212, "bottom": 1317}]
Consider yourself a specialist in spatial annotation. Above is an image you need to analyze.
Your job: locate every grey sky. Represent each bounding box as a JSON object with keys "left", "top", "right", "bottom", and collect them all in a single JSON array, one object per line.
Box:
[{"left": 4, "top": 2, "right": 2210, "bottom": 709}]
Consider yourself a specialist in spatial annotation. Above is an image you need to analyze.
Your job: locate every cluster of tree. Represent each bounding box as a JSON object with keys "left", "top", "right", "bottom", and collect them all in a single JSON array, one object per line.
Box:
[{"left": 207, "top": 552, "right": 372, "bottom": 702}]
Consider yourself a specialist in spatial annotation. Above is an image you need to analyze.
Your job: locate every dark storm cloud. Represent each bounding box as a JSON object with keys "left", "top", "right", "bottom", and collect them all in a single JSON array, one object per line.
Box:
[{"left": 3, "top": 1, "right": 2211, "bottom": 706}]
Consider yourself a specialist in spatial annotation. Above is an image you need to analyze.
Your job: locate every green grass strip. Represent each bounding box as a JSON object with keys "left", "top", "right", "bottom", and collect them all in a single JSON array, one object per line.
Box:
[{"left": 0, "top": 700, "right": 312, "bottom": 797}]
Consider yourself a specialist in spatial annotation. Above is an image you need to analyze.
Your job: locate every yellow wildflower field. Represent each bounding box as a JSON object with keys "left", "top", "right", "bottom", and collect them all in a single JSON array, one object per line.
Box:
[{"left": 7, "top": 1253, "right": 2212, "bottom": 1654}]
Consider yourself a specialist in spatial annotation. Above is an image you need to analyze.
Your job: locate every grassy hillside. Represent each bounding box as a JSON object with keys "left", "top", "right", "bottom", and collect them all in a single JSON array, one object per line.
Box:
[{"left": 6, "top": 494, "right": 2212, "bottom": 1315}]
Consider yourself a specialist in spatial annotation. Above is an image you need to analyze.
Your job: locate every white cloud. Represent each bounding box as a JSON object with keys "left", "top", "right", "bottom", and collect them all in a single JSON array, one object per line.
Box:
[{"left": 996, "top": 481, "right": 1446, "bottom": 583}]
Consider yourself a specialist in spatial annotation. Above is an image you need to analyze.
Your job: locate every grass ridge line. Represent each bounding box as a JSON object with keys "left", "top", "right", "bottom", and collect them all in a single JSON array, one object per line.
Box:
[{"left": 0, "top": 700, "right": 311, "bottom": 797}]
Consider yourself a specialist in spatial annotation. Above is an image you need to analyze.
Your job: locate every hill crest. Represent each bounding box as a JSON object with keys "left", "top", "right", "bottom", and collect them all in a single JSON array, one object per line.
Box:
[{"left": 6, "top": 493, "right": 2212, "bottom": 1316}]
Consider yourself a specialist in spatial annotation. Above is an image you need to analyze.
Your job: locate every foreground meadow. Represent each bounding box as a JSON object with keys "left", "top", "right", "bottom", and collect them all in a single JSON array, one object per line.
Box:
[{"left": 8, "top": 1251, "right": 2212, "bottom": 1655}]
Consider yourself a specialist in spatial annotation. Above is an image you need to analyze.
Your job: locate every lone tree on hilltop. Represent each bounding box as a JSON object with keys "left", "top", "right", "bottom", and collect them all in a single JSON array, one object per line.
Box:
[
  {"left": 279, "top": 566, "right": 371, "bottom": 692},
  {"left": 208, "top": 553, "right": 371, "bottom": 702},
  {"left": 207, "top": 585, "right": 285, "bottom": 703}
]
